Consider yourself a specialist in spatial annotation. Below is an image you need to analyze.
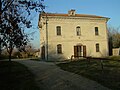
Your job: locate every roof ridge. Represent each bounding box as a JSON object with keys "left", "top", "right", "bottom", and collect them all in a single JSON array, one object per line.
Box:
[{"left": 42, "top": 12, "right": 109, "bottom": 19}]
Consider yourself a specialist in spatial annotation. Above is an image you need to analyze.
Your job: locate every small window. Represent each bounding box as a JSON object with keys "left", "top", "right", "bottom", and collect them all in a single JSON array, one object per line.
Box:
[
  {"left": 96, "top": 43, "right": 99, "bottom": 52},
  {"left": 57, "top": 44, "right": 62, "bottom": 54},
  {"left": 76, "top": 26, "right": 81, "bottom": 36},
  {"left": 56, "top": 26, "right": 61, "bottom": 35},
  {"left": 95, "top": 27, "right": 99, "bottom": 35}
]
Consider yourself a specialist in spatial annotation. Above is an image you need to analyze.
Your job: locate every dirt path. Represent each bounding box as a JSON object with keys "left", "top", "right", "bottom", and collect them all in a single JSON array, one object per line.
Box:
[{"left": 17, "top": 60, "right": 111, "bottom": 90}]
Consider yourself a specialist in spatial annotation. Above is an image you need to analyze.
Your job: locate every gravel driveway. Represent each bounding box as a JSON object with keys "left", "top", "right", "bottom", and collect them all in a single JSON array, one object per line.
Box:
[{"left": 17, "top": 60, "right": 111, "bottom": 90}]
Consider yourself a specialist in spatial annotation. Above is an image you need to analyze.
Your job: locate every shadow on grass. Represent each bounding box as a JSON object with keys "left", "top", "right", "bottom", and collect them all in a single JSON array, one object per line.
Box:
[
  {"left": 0, "top": 61, "right": 40, "bottom": 90},
  {"left": 57, "top": 59, "right": 120, "bottom": 90},
  {"left": 29, "top": 58, "right": 41, "bottom": 61}
]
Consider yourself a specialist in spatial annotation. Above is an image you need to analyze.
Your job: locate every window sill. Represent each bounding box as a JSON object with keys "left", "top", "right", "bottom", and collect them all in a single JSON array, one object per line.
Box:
[
  {"left": 96, "top": 51, "right": 100, "bottom": 52},
  {"left": 57, "top": 53, "right": 63, "bottom": 54},
  {"left": 76, "top": 34, "right": 81, "bottom": 36},
  {"left": 77, "top": 35, "right": 81, "bottom": 36},
  {"left": 57, "top": 35, "right": 62, "bottom": 36}
]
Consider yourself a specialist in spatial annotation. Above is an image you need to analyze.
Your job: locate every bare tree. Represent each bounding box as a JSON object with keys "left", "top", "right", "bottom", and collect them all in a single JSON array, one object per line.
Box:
[
  {"left": 25, "top": 43, "right": 36, "bottom": 57},
  {"left": 108, "top": 26, "right": 120, "bottom": 55}
]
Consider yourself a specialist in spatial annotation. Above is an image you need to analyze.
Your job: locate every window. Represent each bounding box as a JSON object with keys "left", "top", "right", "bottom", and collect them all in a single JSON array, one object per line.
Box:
[
  {"left": 96, "top": 43, "right": 99, "bottom": 52},
  {"left": 57, "top": 44, "right": 62, "bottom": 54},
  {"left": 76, "top": 26, "right": 81, "bottom": 36},
  {"left": 56, "top": 26, "right": 61, "bottom": 35},
  {"left": 95, "top": 27, "right": 99, "bottom": 35}
]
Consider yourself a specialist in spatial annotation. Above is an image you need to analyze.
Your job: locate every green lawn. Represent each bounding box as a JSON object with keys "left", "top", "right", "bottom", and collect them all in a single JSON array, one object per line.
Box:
[
  {"left": 0, "top": 61, "right": 39, "bottom": 90},
  {"left": 57, "top": 59, "right": 120, "bottom": 90}
]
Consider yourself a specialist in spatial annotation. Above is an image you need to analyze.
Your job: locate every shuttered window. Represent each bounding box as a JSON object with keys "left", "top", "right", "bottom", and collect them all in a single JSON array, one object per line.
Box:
[
  {"left": 95, "top": 27, "right": 99, "bottom": 35},
  {"left": 57, "top": 44, "right": 62, "bottom": 54},
  {"left": 56, "top": 26, "right": 61, "bottom": 35},
  {"left": 96, "top": 43, "right": 100, "bottom": 52},
  {"left": 76, "top": 26, "right": 81, "bottom": 36}
]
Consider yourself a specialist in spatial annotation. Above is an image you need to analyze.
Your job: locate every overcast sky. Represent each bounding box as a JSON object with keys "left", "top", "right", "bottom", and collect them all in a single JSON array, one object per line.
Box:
[{"left": 31, "top": 0, "right": 120, "bottom": 48}]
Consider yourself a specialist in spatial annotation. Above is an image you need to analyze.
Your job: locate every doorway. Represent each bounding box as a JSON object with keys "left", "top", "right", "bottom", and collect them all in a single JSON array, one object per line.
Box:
[
  {"left": 41, "top": 46, "right": 45, "bottom": 59},
  {"left": 74, "top": 45, "right": 86, "bottom": 58}
]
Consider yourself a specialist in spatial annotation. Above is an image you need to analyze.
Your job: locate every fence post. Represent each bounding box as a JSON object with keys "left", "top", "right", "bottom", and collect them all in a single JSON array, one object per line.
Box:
[{"left": 100, "top": 59, "right": 104, "bottom": 70}]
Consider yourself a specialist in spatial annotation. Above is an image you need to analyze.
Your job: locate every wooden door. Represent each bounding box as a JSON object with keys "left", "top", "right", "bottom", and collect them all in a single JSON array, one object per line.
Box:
[
  {"left": 83, "top": 46, "right": 86, "bottom": 57},
  {"left": 74, "top": 46, "right": 77, "bottom": 57},
  {"left": 78, "top": 46, "right": 82, "bottom": 56},
  {"left": 41, "top": 46, "right": 45, "bottom": 59},
  {"left": 74, "top": 46, "right": 82, "bottom": 57}
]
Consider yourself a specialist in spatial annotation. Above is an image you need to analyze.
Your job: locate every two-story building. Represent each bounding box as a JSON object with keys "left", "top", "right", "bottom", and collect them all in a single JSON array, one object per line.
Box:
[{"left": 38, "top": 10, "right": 109, "bottom": 60}]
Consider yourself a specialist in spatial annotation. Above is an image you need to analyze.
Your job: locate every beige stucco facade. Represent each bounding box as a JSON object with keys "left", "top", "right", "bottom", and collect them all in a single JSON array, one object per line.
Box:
[{"left": 39, "top": 10, "right": 109, "bottom": 60}]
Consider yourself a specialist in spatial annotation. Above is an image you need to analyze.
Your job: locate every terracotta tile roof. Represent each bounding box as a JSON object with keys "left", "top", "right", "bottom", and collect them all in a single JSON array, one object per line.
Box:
[{"left": 42, "top": 13, "right": 109, "bottom": 19}]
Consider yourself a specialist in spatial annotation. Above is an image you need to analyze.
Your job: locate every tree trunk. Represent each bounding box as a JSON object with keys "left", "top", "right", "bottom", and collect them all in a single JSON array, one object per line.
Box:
[
  {"left": 9, "top": 52, "right": 12, "bottom": 62},
  {"left": 0, "top": 0, "right": 1, "bottom": 12},
  {"left": 8, "top": 47, "right": 13, "bottom": 62}
]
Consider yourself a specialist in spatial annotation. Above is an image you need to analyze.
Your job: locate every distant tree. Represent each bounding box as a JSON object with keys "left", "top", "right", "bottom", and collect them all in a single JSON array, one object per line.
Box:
[
  {"left": 0, "top": 0, "right": 45, "bottom": 61},
  {"left": 13, "top": 51, "right": 21, "bottom": 58},
  {"left": 0, "top": 38, "right": 3, "bottom": 55},
  {"left": 108, "top": 26, "right": 120, "bottom": 55},
  {"left": 24, "top": 43, "right": 36, "bottom": 58}
]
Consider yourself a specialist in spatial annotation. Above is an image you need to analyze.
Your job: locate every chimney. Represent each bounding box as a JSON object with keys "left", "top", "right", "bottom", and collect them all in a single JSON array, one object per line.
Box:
[{"left": 68, "top": 9, "right": 76, "bottom": 16}]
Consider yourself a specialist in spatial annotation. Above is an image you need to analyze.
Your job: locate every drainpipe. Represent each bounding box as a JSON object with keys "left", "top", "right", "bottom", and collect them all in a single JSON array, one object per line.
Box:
[{"left": 46, "top": 13, "right": 48, "bottom": 60}]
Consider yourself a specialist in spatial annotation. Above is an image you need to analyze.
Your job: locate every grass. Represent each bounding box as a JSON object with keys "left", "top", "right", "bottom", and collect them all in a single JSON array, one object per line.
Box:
[
  {"left": 57, "top": 59, "right": 120, "bottom": 90},
  {"left": 107, "top": 56, "right": 120, "bottom": 60},
  {"left": 0, "top": 61, "right": 39, "bottom": 90},
  {"left": 30, "top": 57, "right": 41, "bottom": 61}
]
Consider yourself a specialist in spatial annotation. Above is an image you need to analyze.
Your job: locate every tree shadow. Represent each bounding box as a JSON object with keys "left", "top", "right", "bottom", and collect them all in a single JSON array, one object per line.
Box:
[{"left": 40, "top": 44, "right": 66, "bottom": 61}]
